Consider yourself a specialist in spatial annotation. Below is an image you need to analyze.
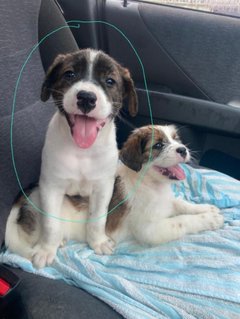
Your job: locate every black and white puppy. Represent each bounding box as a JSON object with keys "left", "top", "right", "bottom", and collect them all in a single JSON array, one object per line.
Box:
[
  {"left": 5, "top": 125, "right": 223, "bottom": 261},
  {"left": 22, "top": 49, "right": 137, "bottom": 268}
]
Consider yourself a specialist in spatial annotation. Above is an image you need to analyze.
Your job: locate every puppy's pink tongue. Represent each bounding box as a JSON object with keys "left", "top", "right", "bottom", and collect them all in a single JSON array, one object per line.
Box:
[
  {"left": 72, "top": 115, "right": 98, "bottom": 148},
  {"left": 169, "top": 165, "right": 186, "bottom": 180}
]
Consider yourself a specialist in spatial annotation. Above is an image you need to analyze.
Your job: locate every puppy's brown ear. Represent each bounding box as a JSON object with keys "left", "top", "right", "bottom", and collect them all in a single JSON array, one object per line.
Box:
[
  {"left": 41, "top": 54, "right": 65, "bottom": 102},
  {"left": 121, "top": 68, "right": 138, "bottom": 117},
  {"left": 120, "top": 131, "right": 147, "bottom": 172}
]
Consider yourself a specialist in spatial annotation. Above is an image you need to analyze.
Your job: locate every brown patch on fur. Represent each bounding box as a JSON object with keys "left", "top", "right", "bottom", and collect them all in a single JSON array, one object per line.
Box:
[
  {"left": 93, "top": 51, "right": 138, "bottom": 117},
  {"left": 120, "top": 68, "right": 138, "bottom": 117},
  {"left": 171, "top": 131, "right": 179, "bottom": 141},
  {"left": 15, "top": 186, "right": 38, "bottom": 234},
  {"left": 120, "top": 126, "right": 168, "bottom": 171},
  {"left": 170, "top": 128, "right": 181, "bottom": 142},
  {"left": 13, "top": 184, "right": 37, "bottom": 234},
  {"left": 65, "top": 177, "right": 129, "bottom": 234},
  {"left": 17, "top": 205, "right": 37, "bottom": 234},
  {"left": 41, "top": 49, "right": 138, "bottom": 120},
  {"left": 41, "top": 50, "right": 88, "bottom": 103},
  {"left": 13, "top": 184, "right": 37, "bottom": 206},
  {"left": 178, "top": 223, "right": 183, "bottom": 228},
  {"left": 66, "top": 195, "right": 89, "bottom": 211},
  {"left": 106, "top": 176, "right": 129, "bottom": 233},
  {"left": 142, "top": 127, "right": 167, "bottom": 161},
  {"left": 120, "top": 131, "right": 144, "bottom": 171},
  {"left": 16, "top": 194, "right": 26, "bottom": 207},
  {"left": 93, "top": 53, "right": 124, "bottom": 117}
]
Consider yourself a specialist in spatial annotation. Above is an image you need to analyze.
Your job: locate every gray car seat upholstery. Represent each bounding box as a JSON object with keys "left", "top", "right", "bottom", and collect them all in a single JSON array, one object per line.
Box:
[{"left": 0, "top": 0, "right": 121, "bottom": 317}]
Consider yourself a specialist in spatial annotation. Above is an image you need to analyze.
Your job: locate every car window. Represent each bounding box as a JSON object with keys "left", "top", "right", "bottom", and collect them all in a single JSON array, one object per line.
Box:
[{"left": 137, "top": 0, "right": 240, "bottom": 18}]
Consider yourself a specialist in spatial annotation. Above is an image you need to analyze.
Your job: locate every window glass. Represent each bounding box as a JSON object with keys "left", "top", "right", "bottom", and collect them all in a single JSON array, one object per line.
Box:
[{"left": 140, "top": 0, "right": 240, "bottom": 18}]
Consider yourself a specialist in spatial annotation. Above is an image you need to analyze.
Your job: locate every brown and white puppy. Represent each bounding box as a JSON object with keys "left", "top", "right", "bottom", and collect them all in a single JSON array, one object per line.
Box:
[
  {"left": 5, "top": 125, "right": 223, "bottom": 260},
  {"left": 12, "top": 49, "right": 137, "bottom": 268}
]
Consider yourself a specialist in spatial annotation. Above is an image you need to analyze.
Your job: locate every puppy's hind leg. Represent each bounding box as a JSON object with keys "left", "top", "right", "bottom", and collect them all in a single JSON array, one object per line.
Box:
[
  {"left": 173, "top": 198, "right": 221, "bottom": 216},
  {"left": 133, "top": 213, "right": 224, "bottom": 246}
]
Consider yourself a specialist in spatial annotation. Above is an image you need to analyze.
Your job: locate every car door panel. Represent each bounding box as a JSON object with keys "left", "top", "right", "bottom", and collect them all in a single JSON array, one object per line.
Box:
[{"left": 58, "top": 0, "right": 240, "bottom": 176}]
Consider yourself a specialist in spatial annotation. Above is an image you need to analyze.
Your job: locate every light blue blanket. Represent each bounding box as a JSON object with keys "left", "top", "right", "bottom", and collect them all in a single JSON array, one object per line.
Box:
[{"left": 1, "top": 165, "right": 240, "bottom": 319}]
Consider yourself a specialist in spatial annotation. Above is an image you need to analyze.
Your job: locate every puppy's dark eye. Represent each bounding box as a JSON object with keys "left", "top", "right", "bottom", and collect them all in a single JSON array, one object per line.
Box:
[
  {"left": 153, "top": 142, "right": 163, "bottom": 150},
  {"left": 106, "top": 78, "right": 116, "bottom": 87},
  {"left": 63, "top": 70, "right": 76, "bottom": 80}
]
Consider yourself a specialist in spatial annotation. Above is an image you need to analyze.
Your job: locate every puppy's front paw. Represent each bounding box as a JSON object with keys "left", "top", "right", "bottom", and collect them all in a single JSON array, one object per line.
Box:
[
  {"left": 195, "top": 204, "right": 220, "bottom": 215},
  {"left": 207, "top": 204, "right": 221, "bottom": 214},
  {"left": 89, "top": 235, "right": 115, "bottom": 255},
  {"left": 199, "top": 212, "right": 224, "bottom": 231},
  {"left": 32, "top": 244, "right": 57, "bottom": 268}
]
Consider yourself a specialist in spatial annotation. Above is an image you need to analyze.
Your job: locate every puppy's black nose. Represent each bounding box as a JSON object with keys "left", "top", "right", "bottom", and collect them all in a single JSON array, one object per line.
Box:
[
  {"left": 76, "top": 90, "right": 97, "bottom": 114},
  {"left": 176, "top": 147, "right": 187, "bottom": 158}
]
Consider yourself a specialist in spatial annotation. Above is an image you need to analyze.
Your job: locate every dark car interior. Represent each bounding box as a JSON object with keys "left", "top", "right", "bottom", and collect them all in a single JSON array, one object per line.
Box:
[{"left": 0, "top": 0, "right": 240, "bottom": 318}]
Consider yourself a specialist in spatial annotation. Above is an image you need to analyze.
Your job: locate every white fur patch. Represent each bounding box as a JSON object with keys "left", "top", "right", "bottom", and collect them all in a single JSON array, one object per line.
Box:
[
  {"left": 63, "top": 80, "right": 112, "bottom": 120},
  {"left": 88, "top": 49, "right": 99, "bottom": 80}
]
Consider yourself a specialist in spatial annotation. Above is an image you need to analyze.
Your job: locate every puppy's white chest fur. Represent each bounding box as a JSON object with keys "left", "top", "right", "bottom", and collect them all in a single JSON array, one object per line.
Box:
[
  {"left": 41, "top": 113, "right": 118, "bottom": 184},
  {"left": 128, "top": 181, "right": 173, "bottom": 228},
  {"left": 66, "top": 179, "right": 92, "bottom": 197}
]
